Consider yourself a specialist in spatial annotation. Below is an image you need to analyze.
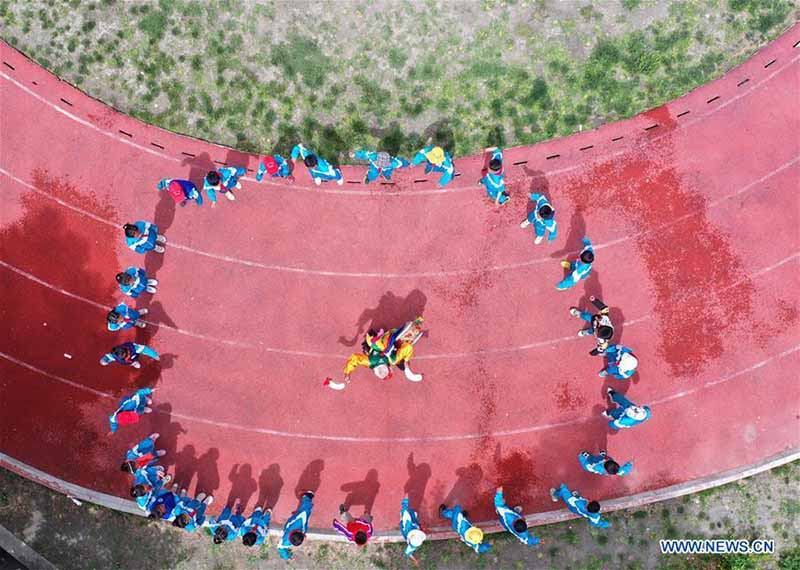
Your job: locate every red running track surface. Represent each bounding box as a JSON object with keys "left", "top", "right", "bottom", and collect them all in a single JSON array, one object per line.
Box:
[{"left": 1, "top": 28, "right": 799, "bottom": 535}]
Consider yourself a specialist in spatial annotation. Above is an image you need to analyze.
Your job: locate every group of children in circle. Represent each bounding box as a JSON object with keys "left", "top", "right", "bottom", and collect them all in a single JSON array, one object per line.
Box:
[{"left": 99, "top": 141, "right": 651, "bottom": 561}]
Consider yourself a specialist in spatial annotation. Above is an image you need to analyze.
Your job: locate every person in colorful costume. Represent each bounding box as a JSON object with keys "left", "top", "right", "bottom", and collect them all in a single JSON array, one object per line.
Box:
[
  {"left": 439, "top": 503, "right": 491, "bottom": 554},
  {"left": 570, "top": 296, "right": 614, "bottom": 355},
  {"left": 172, "top": 489, "right": 214, "bottom": 531},
  {"left": 256, "top": 154, "right": 293, "bottom": 182},
  {"left": 123, "top": 221, "right": 166, "bottom": 254},
  {"left": 99, "top": 342, "right": 159, "bottom": 368},
  {"left": 107, "top": 303, "right": 147, "bottom": 331},
  {"left": 578, "top": 450, "right": 633, "bottom": 477},
  {"left": 556, "top": 237, "right": 594, "bottom": 290},
  {"left": 278, "top": 491, "right": 314, "bottom": 560},
  {"left": 603, "top": 388, "right": 651, "bottom": 430},
  {"left": 350, "top": 149, "right": 410, "bottom": 183},
  {"left": 121, "top": 433, "right": 166, "bottom": 473},
  {"left": 478, "top": 147, "right": 508, "bottom": 204},
  {"left": 107, "top": 388, "right": 154, "bottom": 434},
  {"left": 157, "top": 178, "right": 203, "bottom": 206},
  {"left": 325, "top": 317, "right": 425, "bottom": 390},
  {"left": 291, "top": 143, "right": 343, "bottom": 186},
  {"left": 494, "top": 487, "right": 539, "bottom": 546},
  {"left": 204, "top": 167, "right": 247, "bottom": 204},
  {"left": 411, "top": 145, "right": 455, "bottom": 187},
  {"left": 208, "top": 504, "right": 247, "bottom": 544},
  {"left": 399, "top": 496, "right": 426, "bottom": 563},
  {"left": 333, "top": 504, "right": 374, "bottom": 547},
  {"left": 520, "top": 193, "right": 557, "bottom": 244},
  {"left": 116, "top": 266, "right": 157, "bottom": 298},
  {"left": 549, "top": 483, "right": 610, "bottom": 528},
  {"left": 598, "top": 344, "right": 638, "bottom": 379},
  {"left": 240, "top": 506, "right": 271, "bottom": 547}
]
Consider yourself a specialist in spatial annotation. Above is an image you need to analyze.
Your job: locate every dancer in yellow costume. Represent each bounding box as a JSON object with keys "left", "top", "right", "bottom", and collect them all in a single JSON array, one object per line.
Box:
[{"left": 324, "top": 318, "right": 425, "bottom": 391}]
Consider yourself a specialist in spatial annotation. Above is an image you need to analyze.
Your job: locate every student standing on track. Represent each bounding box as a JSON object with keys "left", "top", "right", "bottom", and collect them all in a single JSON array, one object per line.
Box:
[
  {"left": 107, "top": 303, "right": 147, "bottom": 331},
  {"left": 157, "top": 178, "right": 203, "bottom": 206},
  {"left": 556, "top": 237, "right": 594, "bottom": 290},
  {"left": 570, "top": 295, "right": 614, "bottom": 355},
  {"left": 278, "top": 491, "right": 315, "bottom": 560},
  {"left": 603, "top": 388, "right": 651, "bottom": 430},
  {"left": 240, "top": 506, "right": 272, "bottom": 547},
  {"left": 439, "top": 503, "right": 492, "bottom": 554},
  {"left": 494, "top": 487, "right": 539, "bottom": 546},
  {"left": 99, "top": 342, "right": 159, "bottom": 369},
  {"left": 116, "top": 266, "right": 157, "bottom": 298},
  {"left": 598, "top": 344, "right": 639, "bottom": 379},
  {"left": 399, "top": 496, "right": 426, "bottom": 564},
  {"left": 291, "top": 143, "right": 344, "bottom": 186},
  {"left": 333, "top": 504, "right": 374, "bottom": 547},
  {"left": 550, "top": 483, "right": 611, "bottom": 528},
  {"left": 520, "top": 193, "right": 557, "bottom": 244},
  {"left": 204, "top": 166, "right": 247, "bottom": 205},
  {"left": 411, "top": 145, "right": 455, "bottom": 187},
  {"left": 123, "top": 221, "right": 166, "bottom": 254},
  {"left": 107, "top": 388, "right": 155, "bottom": 434},
  {"left": 578, "top": 450, "right": 633, "bottom": 477},
  {"left": 350, "top": 149, "right": 410, "bottom": 183},
  {"left": 256, "top": 154, "right": 294, "bottom": 182},
  {"left": 478, "top": 147, "right": 509, "bottom": 205}
]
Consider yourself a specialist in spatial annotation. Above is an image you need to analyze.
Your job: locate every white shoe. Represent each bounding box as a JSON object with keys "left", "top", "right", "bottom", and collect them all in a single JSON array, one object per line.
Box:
[
  {"left": 224, "top": 191, "right": 236, "bottom": 201},
  {"left": 196, "top": 493, "right": 206, "bottom": 502},
  {"left": 131, "top": 361, "right": 141, "bottom": 369},
  {"left": 156, "top": 235, "right": 167, "bottom": 244},
  {"left": 336, "top": 177, "right": 344, "bottom": 186},
  {"left": 534, "top": 236, "right": 543, "bottom": 245},
  {"left": 404, "top": 367, "right": 423, "bottom": 382},
  {"left": 314, "top": 178, "right": 322, "bottom": 186},
  {"left": 154, "top": 245, "right": 165, "bottom": 254},
  {"left": 519, "top": 220, "right": 530, "bottom": 229},
  {"left": 139, "top": 308, "right": 149, "bottom": 315},
  {"left": 148, "top": 279, "right": 158, "bottom": 286},
  {"left": 569, "top": 308, "right": 580, "bottom": 316},
  {"left": 204, "top": 495, "right": 214, "bottom": 505},
  {"left": 549, "top": 488, "right": 558, "bottom": 502},
  {"left": 135, "top": 321, "right": 147, "bottom": 328},
  {"left": 146, "top": 286, "right": 157, "bottom": 294}
]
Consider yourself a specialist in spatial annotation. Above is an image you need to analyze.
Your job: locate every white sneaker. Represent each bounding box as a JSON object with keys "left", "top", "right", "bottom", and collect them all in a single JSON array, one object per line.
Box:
[
  {"left": 154, "top": 245, "right": 165, "bottom": 254},
  {"left": 146, "top": 286, "right": 157, "bottom": 294},
  {"left": 139, "top": 308, "right": 149, "bottom": 315},
  {"left": 148, "top": 279, "right": 158, "bottom": 286},
  {"left": 204, "top": 495, "right": 214, "bottom": 505},
  {"left": 196, "top": 493, "right": 206, "bottom": 502},
  {"left": 519, "top": 220, "right": 530, "bottom": 229},
  {"left": 156, "top": 235, "right": 167, "bottom": 244},
  {"left": 336, "top": 177, "right": 344, "bottom": 186},
  {"left": 569, "top": 308, "right": 580, "bottom": 316},
  {"left": 314, "top": 178, "right": 321, "bottom": 186},
  {"left": 224, "top": 191, "right": 236, "bottom": 201},
  {"left": 135, "top": 321, "right": 147, "bottom": 328},
  {"left": 534, "top": 236, "right": 543, "bottom": 244},
  {"left": 131, "top": 361, "right": 141, "bottom": 369}
]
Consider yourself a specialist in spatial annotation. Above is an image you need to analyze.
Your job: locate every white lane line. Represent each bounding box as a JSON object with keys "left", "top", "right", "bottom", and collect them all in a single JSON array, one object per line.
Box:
[
  {"left": 2, "top": 156, "right": 797, "bottom": 278},
  {"left": 2, "top": 252, "right": 797, "bottom": 360},
  {"left": 1, "top": 343, "right": 797, "bottom": 442},
  {"left": 1, "top": 50, "right": 798, "bottom": 196}
]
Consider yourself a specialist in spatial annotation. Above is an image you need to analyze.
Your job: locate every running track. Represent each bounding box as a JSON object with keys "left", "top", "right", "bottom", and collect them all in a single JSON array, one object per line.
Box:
[{"left": 1, "top": 27, "right": 798, "bottom": 539}]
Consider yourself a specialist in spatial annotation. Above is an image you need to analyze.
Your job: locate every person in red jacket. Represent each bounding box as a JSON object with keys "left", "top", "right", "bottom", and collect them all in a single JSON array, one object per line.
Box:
[{"left": 332, "top": 504, "right": 374, "bottom": 547}]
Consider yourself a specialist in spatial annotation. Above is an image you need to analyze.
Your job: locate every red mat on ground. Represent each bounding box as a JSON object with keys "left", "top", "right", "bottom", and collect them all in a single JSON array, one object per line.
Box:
[{"left": 1, "top": 28, "right": 798, "bottom": 534}]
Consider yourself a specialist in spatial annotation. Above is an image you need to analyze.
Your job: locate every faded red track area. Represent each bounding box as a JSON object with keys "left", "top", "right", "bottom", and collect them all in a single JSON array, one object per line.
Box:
[{"left": 1, "top": 28, "right": 799, "bottom": 535}]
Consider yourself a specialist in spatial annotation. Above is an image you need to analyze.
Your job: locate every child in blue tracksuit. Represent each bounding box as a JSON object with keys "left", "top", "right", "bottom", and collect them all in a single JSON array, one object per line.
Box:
[
  {"left": 478, "top": 147, "right": 508, "bottom": 204},
  {"left": 291, "top": 144, "right": 343, "bottom": 186},
  {"left": 131, "top": 465, "right": 170, "bottom": 511},
  {"left": 556, "top": 237, "right": 594, "bottom": 290},
  {"left": 411, "top": 145, "right": 455, "bottom": 187},
  {"left": 116, "top": 266, "right": 157, "bottom": 298},
  {"left": 494, "top": 487, "right": 539, "bottom": 546},
  {"left": 550, "top": 483, "right": 610, "bottom": 528},
  {"left": 204, "top": 166, "right": 247, "bottom": 204},
  {"left": 521, "top": 193, "right": 557, "bottom": 244},
  {"left": 351, "top": 149, "right": 410, "bottom": 183},
  {"left": 603, "top": 388, "right": 651, "bottom": 430},
  {"left": 599, "top": 344, "right": 639, "bottom": 379},
  {"left": 240, "top": 507, "right": 271, "bottom": 547},
  {"left": 107, "top": 303, "right": 147, "bottom": 331},
  {"left": 146, "top": 486, "right": 179, "bottom": 521},
  {"left": 121, "top": 433, "right": 165, "bottom": 473},
  {"left": 123, "top": 221, "right": 166, "bottom": 254},
  {"left": 99, "top": 342, "right": 159, "bottom": 369},
  {"left": 400, "top": 496, "right": 426, "bottom": 561},
  {"left": 208, "top": 505, "right": 247, "bottom": 544},
  {"left": 439, "top": 503, "right": 491, "bottom": 554},
  {"left": 172, "top": 490, "right": 214, "bottom": 531},
  {"left": 278, "top": 492, "right": 314, "bottom": 560},
  {"left": 107, "top": 388, "right": 154, "bottom": 434},
  {"left": 157, "top": 178, "right": 203, "bottom": 206},
  {"left": 578, "top": 450, "right": 633, "bottom": 477},
  {"left": 256, "top": 154, "right": 293, "bottom": 182}
]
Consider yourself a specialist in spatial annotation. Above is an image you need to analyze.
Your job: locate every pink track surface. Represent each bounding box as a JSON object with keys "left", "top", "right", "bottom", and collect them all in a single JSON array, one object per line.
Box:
[{"left": 1, "top": 28, "right": 799, "bottom": 535}]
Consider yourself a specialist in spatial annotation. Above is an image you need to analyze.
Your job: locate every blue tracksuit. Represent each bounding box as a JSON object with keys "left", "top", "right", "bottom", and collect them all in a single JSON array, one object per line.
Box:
[
  {"left": 125, "top": 221, "right": 159, "bottom": 254},
  {"left": 204, "top": 167, "right": 247, "bottom": 203},
  {"left": 354, "top": 149, "right": 410, "bottom": 182},
  {"left": 552, "top": 484, "right": 610, "bottom": 528},
  {"left": 172, "top": 495, "right": 209, "bottom": 531},
  {"left": 125, "top": 436, "right": 157, "bottom": 466},
  {"left": 108, "top": 303, "right": 141, "bottom": 332},
  {"left": 240, "top": 508, "right": 271, "bottom": 546},
  {"left": 99, "top": 342, "right": 159, "bottom": 366},
  {"left": 278, "top": 494, "right": 313, "bottom": 560},
  {"left": 479, "top": 148, "right": 507, "bottom": 203},
  {"left": 526, "top": 193, "right": 558, "bottom": 241},
  {"left": 579, "top": 452, "right": 633, "bottom": 476},
  {"left": 256, "top": 155, "right": 292, "bottom": 181},
  {"left": 494, "top": 489, "right": 539, "bottom": 546},
  {"left": 400, "top": 497, "right": 423, "bottom": 559},
  {"left": 441, "top": 505, "right": 491, "bottom": 554},
  {"left": 118, "top": 267, "right": 149, "bottom": 298},
  {"left": 411, "top": 145, "right": 455, "bottom": 187},
  {"left": 291, "top": 144, "right": 342, "bottom": 182},
  {"left": 603, "top": 344, "right": 637, "bottom": 379},
  {"left": 108, "top": 388, "right": 153, "bottom": 433},
  {"left": 132, "top": 465, "right": 165, "bottom": 511},
  {"left": 556, "top": 237, "right": 594, "bottom": 290},
  {"left": 146, "top": 488, "right": 178, "bottom": 520},
  {"left": 608, "top": 391, "right": 651, "bottom": 430},
  {"left": 208, "top": 507, "right": 246, "bottom": 542},
  {"left": 157, "top": 178, "right": 203, "bottom": 205}
]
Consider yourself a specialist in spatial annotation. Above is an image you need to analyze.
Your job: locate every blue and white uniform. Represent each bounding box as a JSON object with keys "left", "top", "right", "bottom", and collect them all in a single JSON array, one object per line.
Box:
[
  {"left": 602, "top": 344, "right": 638, "bottom": 379},
  {"left": 108, "top": 388, "right": 153, "bottom": 433},
  {"left": 440, "top": 505, "right": 491, "bottom": 554},
  {"left": 157, "top": 178, "right": 203, "bottom": 205},
  {"left": 400, "top": 497, "right": 423, "bottom": 559},
  {"left": 411, "top": 145, "right": 455, "bottom": 187},
  {"left": 278, "top": 494, "right": 314, "bottom": 560},
  {"left": 479, "top": 148, "right": 507, "bottom": 204},
  {"left": 208, "top": 507, "right": 246, "bottom": 542},
  {"left": 204, "top": 167, "right": 247, "bottom": 203},
  {"left": 494, "top": 489, "right": 539, "bottom": 546},
  {"left": 607, "top": 391, "right": 651, "bottom": 430},
  {"left": 125, "top": 436, "right": 158, "bottom": 467},
  {"left": 132, "top": 465, "right": 166, "bottom": 511},
  {"left": 171, "top": 494, "right": 209, "bottom": 531},
  {"left": 578, "top": 452, "right": 633, "bottom": 476},
  {"left": 118, "top": 267, "right": 149, "bottom": 298},
  {"left": 99, "top": 342, "right": 159, "bottom": 366},
  {"left": 125, "top": 221, "right": 160, "bottom": 254},
  {"left": 108, "top": 303, "right": 141, "bottom": 332},
  {"left": 256, "top": 155, "right": 292, "bottom": 181},
  {"left": 354, "top": 149, "right": 410, "bottom": 183},
  {"left": 552, "top": 484, "right": 610, "bottom": 528},
  {"left": 291, "top": 144, "right": 342, "bottom": 183},
  {"left": 240, "top": 507, "right": 271, "bottom": 546},
  {"left": 146, "top": 488, "right": 178, "bottom": 520},
  {"left": 556, "top": 237, "right": 594, "bottom": 290},
  {"left": 525, "top": 193, "right": 558, "bottom": 241}
]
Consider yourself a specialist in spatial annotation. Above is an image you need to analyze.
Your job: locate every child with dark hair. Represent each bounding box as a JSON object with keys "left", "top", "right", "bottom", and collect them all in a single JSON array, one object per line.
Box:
[
  {"left": 602, "top": 388, "right": 651, "bottom": 430},
  {"left": 291, "top": 144, "right": 343, "bottom": 186},
  {"left": 123, "top": 221, "right": 166, "bottom": 254},
  {"left": 204, "top": 166, "right": 247, "bottom": 205},
  {"left": 120, "top": 433, "right": 165, "bottom": 473},
  {"left": 520, "top": 193, "right": 557, "bottom": 244},
  {"left": 99, "top": 342, "right": 159, "bottom": 368},
  {"left": 350, "top": 149, "right": 410, "bottom": 183},
  {"left": 146, "top": 484, "right": 179, "bottom": 521},
  {"left": 278, "top": 491, "right": 314, "bottom": 560},
  {"left": 494, "top": 487, "right": 539, "bottom": 546},
  {"left": 549, "top": 483, "right": 610, "bottom": 528},
  {"left": 333, "top": 504, "right": 374, "bottom": 547},
  {"left": 255, "top": 154, "right": 293, "bottom": 182},
  {"left": 556, "top": 237, "right": 594, "bottom": 290},
  {"left": 107, "top": 303, "right": 147, "bottom": 331},
  {"left": 240, "top": 506, "right": 271, "bottom": 547},
  {"left": 116, "top": 266, "right": 157, "bottom": 298},
  {"left": 208, "top": 503, "right": 246, "bottom": 544},
  {"left": 157, "top": 178, "right": 203, "bottom": 206},
  {"left": 439, "top": 503, "right": 491, "bottom": 554},
  {"left": 478, "top": 147, "right": 509, "bottom": 204},
  {"left": 411, "top": 144, "right": 455, "bottom": 187},
  {"left": 399, "top": 495, "right": 426, "bottom": 562},
  {"left": 578, "top": 450, "right": 633, "bottom": 477},
  {"left": 107, "top": 388, "right": 154, "bottom": 434},
  {"left": 569, "top": 296, "right": 614, "bottom": 355},
  {"left": 171, "top": 489, "right": 214, "bottom": 531},
  {"left": 131, "top": 465, "right": 171, "bottom": 512},
  {"left": 599, "top": 344, "right": 639, "bottom": 379}
]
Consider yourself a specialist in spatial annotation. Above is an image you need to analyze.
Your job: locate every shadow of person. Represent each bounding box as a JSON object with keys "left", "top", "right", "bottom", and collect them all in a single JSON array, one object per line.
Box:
[
  {"left": 294, "top": 459, "right": 325, "bottom": 499},
  {"left": 226, "top": 463, "right": 258, "bottom": 510},
  {"left": 338, "top": 290, "right": 428, "bottom": 347},
  {"left": 443, "top": 463, "right": 483, "bottom": 510},
  {"left": 522, "top": 167, "right": 551, "bottom": 216},
  {"left": 144, "top": 300, "right": 178, "bottom": 329},
  {"left": 142, "top": 189, "right": 176, "bottom": 285},
  {"left": 403, "top": 453, "right": 431, "bottom": 512},
  {"left": 195, "top": 447, "right": 221, "bottom": 496},
  {"left": 172, "top": 444, "right": 198, "bottom": 491},
  {"left": 550, "top": 207, "right": 586, "bottom": 259},
  {"left": 257, "top": 463, "right": 284, "bottom": 509},
  {"left": 340, "top": 468, "right": 381, "bottom": 515},
  {"left": 182, "top": 152, "right": 216, "bottom": 188},
  {"left": 151, "top": 403, "right": 187, "bottom": 470}
]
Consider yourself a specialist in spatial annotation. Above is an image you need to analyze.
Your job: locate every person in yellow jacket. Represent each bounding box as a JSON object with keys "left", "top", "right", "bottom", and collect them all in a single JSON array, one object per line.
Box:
[{"left": 324, "top": 318, "right": 425, "bottom": 390}]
